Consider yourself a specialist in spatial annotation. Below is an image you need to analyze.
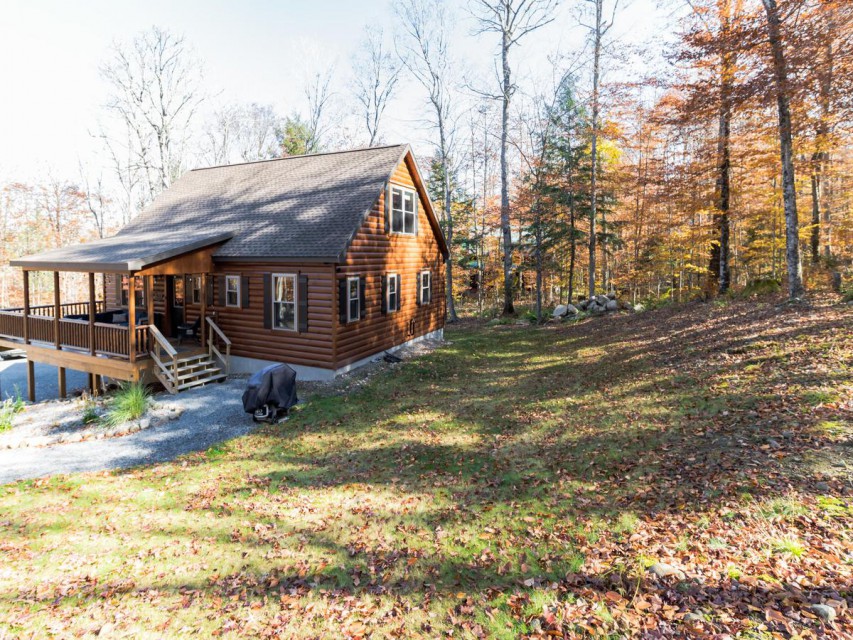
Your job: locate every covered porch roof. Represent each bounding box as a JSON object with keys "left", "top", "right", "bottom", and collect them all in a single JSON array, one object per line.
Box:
[{"left": 10, "top": 230, "right": 233, "bottom": 273}]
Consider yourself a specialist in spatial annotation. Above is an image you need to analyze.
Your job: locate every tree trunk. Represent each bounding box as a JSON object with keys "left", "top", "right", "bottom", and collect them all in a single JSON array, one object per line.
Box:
[
  {"left": 810, "top": 158, "right": 822, "bottom": 264},
  {"left": 439, "top": 121, "right": 458, "bottom": 322},
  {"left": 500, "top": 30, "right": 515, "bottom": 315},
  {"left": 535, "top": 217, "right": 543, "bottom": 322},
  {"left": 762, "top": 0, "right": 804, "bottom": 300},
  {"left": 710, "top": 102, "right": 732, "bottom": 294},
  {"left": 588, "top": 0, "right": 603, "bottom": 299}
]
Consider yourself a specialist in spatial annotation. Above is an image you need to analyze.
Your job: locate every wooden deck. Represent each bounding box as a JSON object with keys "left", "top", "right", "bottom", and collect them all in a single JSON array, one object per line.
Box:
[
  {"left": 0, "top": 336, "right": 152, "bottom": 382},
  {"left": 0, "top": 300, "right": 211, "bottom": 396}
]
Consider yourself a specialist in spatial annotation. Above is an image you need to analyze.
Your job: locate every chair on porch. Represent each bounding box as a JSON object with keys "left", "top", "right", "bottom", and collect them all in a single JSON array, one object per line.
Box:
[{"left": 177, "top": 316, "right": 201, "bottom": 345}]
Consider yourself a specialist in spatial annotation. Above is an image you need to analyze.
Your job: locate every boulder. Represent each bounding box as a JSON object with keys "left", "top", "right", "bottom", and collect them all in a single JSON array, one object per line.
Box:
[
  {"left": 565, "top": 304, "right": 579, "bottom": 316},
  {"left": 606, "top": 292, "right": 617, "bottom": 300},
  {"left": 633, "top": 303, "right": 646, "bottom": 313},
  {"left": 578, "top": 299, "right": 589, "bottom": 311},
  {"left": 589, "top": 303, "right": 606, "bottom": 315},
  {"left": 649, "top": 562, "right": 686, "bottom": 580},
  {"left": 621, "top": 300, "right": 633, "bottom": 310},
  {"left": 552, "top": 304, "right": 568, "bottom": 318},
  {"left": 595, "top": 295, "right": 609, "bottom": 306},
  {"left": 811, "top": 603, "right": 836, "bottom": 623},
  {"left": 605, "top": 299, "right": 619, "bottom": 312}
]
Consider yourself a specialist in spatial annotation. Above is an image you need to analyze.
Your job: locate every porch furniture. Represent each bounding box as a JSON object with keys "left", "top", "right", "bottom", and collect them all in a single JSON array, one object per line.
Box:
[{"left": 177, "top": 316, "right": 201, "bottom": 345}]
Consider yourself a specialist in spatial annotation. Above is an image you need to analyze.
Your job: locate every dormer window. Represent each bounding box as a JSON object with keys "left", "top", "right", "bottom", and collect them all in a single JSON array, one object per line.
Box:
[{"left": 390, "top": 185, "right": 417, "bottom": 235}]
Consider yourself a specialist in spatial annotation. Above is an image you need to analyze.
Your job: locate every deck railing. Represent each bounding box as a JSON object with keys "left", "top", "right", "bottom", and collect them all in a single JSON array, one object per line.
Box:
[
  {"left": 0, "top": 306, "right": 146, "bottom": 360},
  {"left": 2, "top": 301, "right": 106, "bottom": 317},
  {"left": 206, "top": 317, "right": 232, "bottom": 375}
]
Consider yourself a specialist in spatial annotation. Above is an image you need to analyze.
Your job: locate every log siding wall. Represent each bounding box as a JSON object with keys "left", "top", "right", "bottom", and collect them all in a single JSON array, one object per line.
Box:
[
  {"left": 207, "top": 263, "right": 336, "bottom": 368},
  {"left": 334, "top": 156, "right": 446, "bottom": 369}
]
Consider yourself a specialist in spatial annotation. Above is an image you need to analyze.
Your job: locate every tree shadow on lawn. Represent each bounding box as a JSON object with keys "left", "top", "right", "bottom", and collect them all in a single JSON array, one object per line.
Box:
[{"left": 3, "top": 300, "right": 849, "bottom": 635}]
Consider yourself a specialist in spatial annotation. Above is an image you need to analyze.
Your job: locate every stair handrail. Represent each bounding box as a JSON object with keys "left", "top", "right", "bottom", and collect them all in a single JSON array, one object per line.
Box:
[
  {"left": 205, "top": 316, "right": 231, "bottom": 376},
  {"left": 148, "top": 324, "right": 179, "bottom": 388}
]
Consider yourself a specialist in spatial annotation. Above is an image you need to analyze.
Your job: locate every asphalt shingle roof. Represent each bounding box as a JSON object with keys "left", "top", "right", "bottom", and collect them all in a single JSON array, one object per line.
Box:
[{"left": 118, "top": 144, "right": 411, "bottom": 261}]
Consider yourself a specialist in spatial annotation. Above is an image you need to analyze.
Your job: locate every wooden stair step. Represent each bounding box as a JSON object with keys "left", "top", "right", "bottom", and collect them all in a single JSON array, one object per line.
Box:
[
  {"left": 177, "top": 360, "right": 216, "bottom": 373},
  {"left": 176, "top": 352, "right": 210, "bottom": 365},
  {"left": 176, "top": 366, "right": 223, "bottom": 381},
  {"left": 175, "top": 373, "right": 227, "bottom": 391}
]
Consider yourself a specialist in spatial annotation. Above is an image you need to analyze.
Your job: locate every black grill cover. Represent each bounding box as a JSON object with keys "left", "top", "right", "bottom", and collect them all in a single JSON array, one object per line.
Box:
[{"left": 242, "top": 364, "right": 298, "bottom": 414}]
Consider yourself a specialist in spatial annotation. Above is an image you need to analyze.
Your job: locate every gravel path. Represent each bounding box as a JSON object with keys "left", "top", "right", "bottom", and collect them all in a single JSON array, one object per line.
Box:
[{"left": 0, "top": 378, "right": 254, "bottom": 485}]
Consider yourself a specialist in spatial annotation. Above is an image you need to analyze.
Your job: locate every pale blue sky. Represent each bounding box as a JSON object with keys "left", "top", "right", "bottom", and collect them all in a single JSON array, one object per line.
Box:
[{"left": 0, "top": 0, "right": 669, "bottom": 181}]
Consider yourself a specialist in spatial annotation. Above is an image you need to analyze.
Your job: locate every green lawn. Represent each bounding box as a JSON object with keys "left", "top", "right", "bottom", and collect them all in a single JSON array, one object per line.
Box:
[{"left": 1, "top": 299, "right": 851, "bottom": 638}]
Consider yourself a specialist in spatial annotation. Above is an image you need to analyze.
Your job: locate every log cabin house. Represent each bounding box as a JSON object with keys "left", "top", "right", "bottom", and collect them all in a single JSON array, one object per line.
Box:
[{"left": 2, "top": 144, "right": 448, "bottom": 399}]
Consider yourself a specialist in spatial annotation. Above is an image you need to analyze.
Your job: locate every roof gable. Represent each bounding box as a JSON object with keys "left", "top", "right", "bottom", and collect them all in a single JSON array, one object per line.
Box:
[{"left": 116, "top": 144, "right": 446, "bottom": 262}]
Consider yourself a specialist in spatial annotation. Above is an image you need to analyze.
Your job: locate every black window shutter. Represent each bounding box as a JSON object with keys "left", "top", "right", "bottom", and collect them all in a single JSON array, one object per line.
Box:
[
  {"left": 240, "top": 275, "right": 250, "bottom": 308},
  {"left": 395, "top": 274, "right": 402, "bottom": 311},
  {"left": 185, "top": 275, "right": 191, "bottom": 305},
  {"left": 298, "top": 274, "right": 309, "bottom": 332},
  {"left": 359, "top": 277, "right": 366, "bottom": 320},
  {"left": 338, "top": 279, "right": 348, "bottom": 325},
  {"left": 380, "top": 275, "right": 387, "bottom": 314},
  {"left": 217, "top": 276, "right": 226, "bottom": 306},
  {"left": 206, "top": 277, "right": 214, "bottom": 306},
  {"left": 262, "top": 274, "right": 272, "bottom": 330},
  {"left": 416, "top": 272, "right": 422, "bottom": 306},
  {"left": 384, "top": 182, "right": 391, "bottom": 233}
]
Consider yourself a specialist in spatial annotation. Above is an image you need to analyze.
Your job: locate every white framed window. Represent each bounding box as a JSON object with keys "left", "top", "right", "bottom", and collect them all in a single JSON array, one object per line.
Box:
[
  {"left": 225, "top": 275, "right": 240, "bottom": 307},
  {"left": 191, "top": 275, "right": 202, "bottom": 305},
  {"left": 390, "top": 185, "right": 417, "bottom": 235},
  {"left": 347, "top": 276, "right": 360, "bottom": 323},
  {"left": 387, "top": 273, "right": 400, "bottom": 312},
  {"left": 272, "top": 274, "right": 297, "bottom": 331},
  {"left": 419, "top": 270, "right": 432, "bottom": 305}
]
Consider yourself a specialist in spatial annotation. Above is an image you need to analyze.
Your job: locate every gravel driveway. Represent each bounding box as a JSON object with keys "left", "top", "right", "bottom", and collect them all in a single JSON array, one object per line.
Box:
[
  {"left": 0, "top": 378, "right": 255, "bottom": 485},
  {"left": 0, "top": 358, "right": 90, "bottom": 401}
]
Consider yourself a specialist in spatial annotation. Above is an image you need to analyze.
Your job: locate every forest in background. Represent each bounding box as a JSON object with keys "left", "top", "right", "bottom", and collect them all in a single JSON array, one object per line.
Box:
[{"left": 1, "top": 0, "right": 851, "bottom": 317}]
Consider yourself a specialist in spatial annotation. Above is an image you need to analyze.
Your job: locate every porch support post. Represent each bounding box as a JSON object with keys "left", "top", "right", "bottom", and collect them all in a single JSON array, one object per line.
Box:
[
  {"left": 200, "top": 273, "right": 207, "bottom": 349},
  {"left": 88, "top": 272, "right": 96, "bottom": 356},
  {"left": 54, "top": 271, "right": 65, "bottom": 399},
  {"left": 22, "top": 270, "right": 30, "bottom": 344},
  {"left": 128, "top": 274, "right": 137, "bottom": 363},
  {"left": 23, "top": 270, "right": 33, "bottom": 402},
  {"left": 53, "top": 271, "right": 61, "bottom": 349},
  {"left": 26, "top": 360, "right": 35, "bottom": 403},
  {"left": 145, "top": 275, "right": 154, "bottom": 328}
]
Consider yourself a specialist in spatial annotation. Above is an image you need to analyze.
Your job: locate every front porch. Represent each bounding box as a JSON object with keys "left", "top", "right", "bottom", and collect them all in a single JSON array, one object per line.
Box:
[{"left": 6, "top": 230, "right": 234, "bottom": 401}]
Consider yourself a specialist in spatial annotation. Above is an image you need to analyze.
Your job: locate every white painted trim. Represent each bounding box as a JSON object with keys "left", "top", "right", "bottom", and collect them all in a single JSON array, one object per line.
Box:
[
  {"left": 388, "top": 184, "right": 417, "bottom": 235},
  {"left": 271, "top": 273, "right": 297, "bottom": 332},
  {"left": 227, "top": 328, "right": 445, "bottom": 382},
  {"left": 224, "top": 274, "right": 240, "bottom": 308},
  {"left": 346, "top": 276, "right": 360, "bottom": 323}
]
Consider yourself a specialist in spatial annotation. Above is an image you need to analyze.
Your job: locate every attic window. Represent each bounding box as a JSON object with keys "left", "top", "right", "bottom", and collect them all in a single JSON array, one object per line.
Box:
[{"left": 390, "top": 185, "right": 417, "bottom": 235}]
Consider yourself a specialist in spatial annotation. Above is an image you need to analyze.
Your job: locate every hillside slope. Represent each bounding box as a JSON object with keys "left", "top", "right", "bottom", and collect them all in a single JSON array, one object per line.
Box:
[{"left": 0, "top": 298, "right": 851, "bottom": 638}]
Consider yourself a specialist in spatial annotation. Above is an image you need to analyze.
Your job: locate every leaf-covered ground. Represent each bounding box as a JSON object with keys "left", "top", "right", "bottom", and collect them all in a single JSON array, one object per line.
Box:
[{"left": 1, "top": 298, "right": 851, "bottom": 638}]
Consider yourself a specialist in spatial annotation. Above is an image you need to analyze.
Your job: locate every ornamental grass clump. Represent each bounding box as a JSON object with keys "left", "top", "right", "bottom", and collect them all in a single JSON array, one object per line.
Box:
[
  {"left": 0, "top": 391, "right": 24, "bottom": 432},
  {"left": 104, "top": 382, "right": 150, "bottom": 427}
]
